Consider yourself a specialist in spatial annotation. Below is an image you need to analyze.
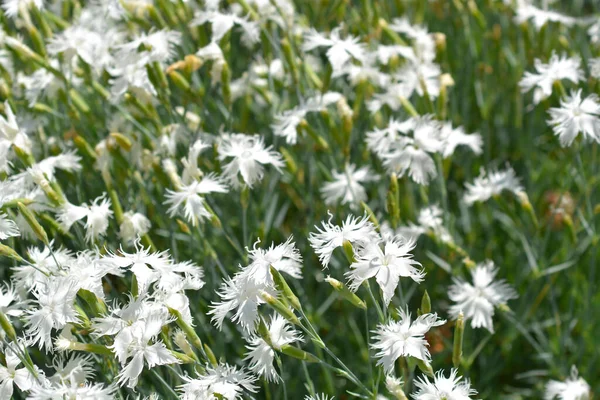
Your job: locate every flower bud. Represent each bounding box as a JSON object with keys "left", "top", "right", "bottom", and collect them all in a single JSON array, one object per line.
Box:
[
  {"left": 168, "top": 307, "right": 203, "bottom": 351},
  {"left": 173, "top": 329, "right": 195, "bottom": 359},
  {"left": 17, "top": 202, "right": 49, "bottom": 245},
  {"left": 109, "top": 133, "right": 132, "bottom": 152},
  {"left": 415, "top": 358, "right": 434, "bottom": 377},
  {"left": 452, "top": 312, "right": 464, "bottom": 368},
  {"left": 342, "top": 240, "right": 355, "bottom": 264},
  {"left": 325, "top": 275, "right": 367, "bottom": 310},
  {"left": 221, "top": 62, "right": 231, "bottom": 106},
  {"left": 279, "top": 345, "right": 319, "bottom": 363},
  {"left": 203, "top": 343, "right": 218, "bottom": 367},
  {"left": 270, "top": 266, "right": 302, "bottom": 311},
  {"left": 420, "top": 290, "right": 431, "bottom": 315},
  {"left": 0, "top": 311, "right": 17, "bottom": 341},
  {"left": 0, "top": 243, "right": 25, "bottom": 262},
  {"left": 168, "top": 70, "right": 191, "bottom": 92},
  {"left": 260, "top": 291, "right": 300, "bottom": 326}
]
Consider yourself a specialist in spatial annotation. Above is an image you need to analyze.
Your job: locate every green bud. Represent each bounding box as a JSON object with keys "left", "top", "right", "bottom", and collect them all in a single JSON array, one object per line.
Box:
[
  {"left": 325, "top": 276, "right": 367, "bottom": 310},
  {"left": 168, "top": 307, "right": 203, "bottom": 351},
  {"left": 260, "top": 291, "right": 300, "bottom": 326},
  {"left": 452, "top": 312, "right": 464, "bottom": 368},
  {"left": 169, "top": 70, "right": 191, "bottom": 92},
  {"left": 387, "top": 173, "right": 400, "bottom": 228},
  {"left": 256, "top": 317, "right": 272, "bottom": 346},
  {"left": 73, "top": 134, "right": 98, "bottom": 160},
  {"left": 221, "top": 62, "right": 231, "bottom": 106},
  {"left": 69, "top": 89, "right": 90, "bottom": 114},
  {"left": 415, "top": 358, "right": 434, "bottom": 377},
  {"left": 0, "top": 311, "right": 17, "bottom": 341},
  {"left": 270, "top": 266, "right": 302, "bottom": 311},
  {"left": 109, "top": 132, "right": 133, "bottom": 152},
  {"left": 17, "top": 202, "right": 49, "bottom": 245},
  {"left": 203, "top": 343, "right": 218, "bottom": 367},
  {"left": 342, "top": 240, "right": 355, "bottom": 263},
  {"left": 279, "top": 345, "right": 319, "bottom": 363},
  {"left": 420, "top": 290, "right": 431, "bottom": 315},
  {"left": 0, "top": 243, "right": 25, "bottom": 262}
]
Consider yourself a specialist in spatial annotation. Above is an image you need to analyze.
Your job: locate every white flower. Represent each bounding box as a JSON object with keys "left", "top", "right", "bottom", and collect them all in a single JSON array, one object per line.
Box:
[
  {"left": 0, "top": 213, "right": 19, "bottom": 240},
  {"left": 371, "top": 308, "right": 446, "bottom": 373},
  {"left": 463, "top": 166, "right": 524, "bottom": 205},
  {"left": 589, "top": 20, "right": 600, "bottom": 44},
  {"left": 2, "top": 0, "right": 43, "bottom": 18},
  {"left": 109, "top": 54, "right": 156, "bottom": 100},
  {"left": 57, "top": 194, "right": 113, "bottom": 243},
  {"left": 164, "top": 174, "right": 228, "bottom": 226},
  {"left": 412, "top": 369, "right": 477, "bottom": 400},
  {"left": 245, "top": 314, "right": 302, "bottom": 381},
  {"left": 196, "top": 42, "right": 226, "bottom": 85},
  {"left": 47, "top": 25, "right": 107, "bottom": 67},
  {"left": 218, "top": 133, "right": 283, "bottom": 188},
  {"left": 589, "top": 57, "right": 600, "bottom": 80},
  {"left": 191, "top": 9, "right": 259, "bottom": 47},
  {"left": 210, "top": 237, "right": 301, "bottom": 331},
  {"left": 439, "top": 122, "right": 483, "bottom": 158},
  {"left": 0, "top": 101, "right": 31, "bottom": 152},
  {"left": 103, "top": 243, "right": 192, "bottom": 296},
  {"left": 0, "top": 283, "right": 27, "bottom": 318},
  {"left": 27, "top": 380, "right": 117, "bottom": 400},
  {"left": 179, "top": 363, "right": 258, "bottom": 400},
  {"left": 12, "top": 243, "right": 74, "bottom": 291},
  {"left": 272, "top": 92, "right": 343, "bottom": 144},
  {"left": 28, "top": 354, "right": 116, "bottom": 400},
  {"left": 181, "top": 140, "right": 212, "bottom": 185},
  {"left": 120, "top": 211, "right": 151, "bottom": 244},
  {"left": 26, "top": 276, "right": 80, "bottom": 350},
  {"left": 448, "top": 261, "right": 517, "bottom": 333},
  {"left": 547, "top": 89, "right": 600, "bottom": 147},
  {"left": 389, "top": 18, "right": 436, "bottom": 62},
  {"left": 302, "top": 27, "right": 366, "bottom": 75},
  {"left": 379, "top": 116, "right": 444, "bottom": 185},
  {"left": 306, "top": 395, "right": 334, "bottom": 400},
  {"left": 116, "top": 30, "right": 181, "bottom": 65},
  {"left": 514, "top": 5, "right": 575, "bottom": 30},
  {"left": 0, "top": 347, "right": 35, "bottom": 398},
  {"left": 17, "top": 66, "right": 59, "bottom": 106},
  {"left": 393, "top": 205, "right": 453, "bottom": 244},
  {"left": 520, "top": 53, "right": 583, "bottom": 105},
  {"left": 113, "top": 313, "right": 180, "bottom": 388},
  {"left": 309, "top": 212, "right": 379, "bottom": 268},
  {"left": 242, "top": 236, "right": 303, "bottom": 284},
  {"left": 544, "top": 366, "right": 590, "bottom": 400},
  {"left": 321, "top": 163, "right": 377, "bottom": 208},
  {"left": 346, "top": 236, "right": 424, "bottom": 306}
]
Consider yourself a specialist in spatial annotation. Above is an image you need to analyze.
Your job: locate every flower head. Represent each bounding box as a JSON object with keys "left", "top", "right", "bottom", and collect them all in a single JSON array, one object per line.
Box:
[
  {"left": 303, "top": 27, "right": 366, "bottom": 75},
  {"left": 412, "top": 369, "right": 477, "bottom": 400},
  {"left": 179, "top": 363, "right": 258, "bottom": 400},
  {"left": 520, "top": 53, "right": 583, "bottom": 104},
  {"left": 544, "top": 366, "right": 590, "bottom": 400},
  {"left": 309, "top": 212, "right": 378, "bottom": 268},
  {"left": 346, "top": 236, "right": 424, "bottom": 306},
  {"left": 0, "top": 213, "right": 19, "bottom": 240},
  {"left": 245, "top": 314, "right": 302, "bottom": 381},
  {"left": 448, "top": 261, "right": 517, "bottom": 332},
  {"left": 321, "top": 163, "right": 377, "bottom": 208},
  {"left": 463, "top": 166, "right": 524, "bottom": 205},
  {"left": 547, "top": 89, "right": 600, "bottom": 147},
  {"left": 218, "top": 134, "right": 283, "bottom": 188},
  {"left": 371, "top": 308, "right": 446, "bottom": 373}
]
